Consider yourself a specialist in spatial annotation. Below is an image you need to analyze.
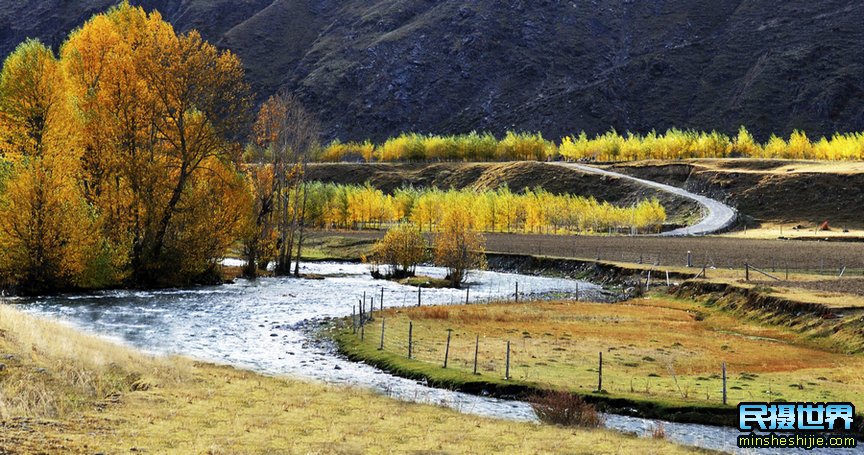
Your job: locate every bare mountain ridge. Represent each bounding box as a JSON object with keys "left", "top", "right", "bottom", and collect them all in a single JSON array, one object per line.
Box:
[{"left": 1, "top": 0, "right": 862, "bottom": 142}]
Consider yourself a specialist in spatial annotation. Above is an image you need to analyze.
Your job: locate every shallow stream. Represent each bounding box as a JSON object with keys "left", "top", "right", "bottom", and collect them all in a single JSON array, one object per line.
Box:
[{"left": 10, "top": 263, "right": 843, "bottom": 453}]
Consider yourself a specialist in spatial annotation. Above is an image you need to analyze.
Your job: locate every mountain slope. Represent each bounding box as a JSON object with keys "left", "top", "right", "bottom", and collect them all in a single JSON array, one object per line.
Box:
[{"left": 1, "top": 0, "right": 862, "bottom": 142}]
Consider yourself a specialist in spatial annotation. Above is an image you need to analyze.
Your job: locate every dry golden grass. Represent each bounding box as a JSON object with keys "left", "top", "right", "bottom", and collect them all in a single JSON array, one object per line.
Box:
[
  {"left": 370, "top": 297, "right": 864, "bottom": 409},
  {"left": 0, "top": 305, "right": 186, "bottom": 420},
  {"left": 0, "top": 304, "right": 699, "bottom": 454}
]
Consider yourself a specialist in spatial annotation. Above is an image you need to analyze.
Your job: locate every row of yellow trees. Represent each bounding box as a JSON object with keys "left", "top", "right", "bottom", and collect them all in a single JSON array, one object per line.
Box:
[
  {"left": 300, "top": 182, "right": 667, "bottom": 235},
  {"left": 0, "top": 3, "right": 251, "bottom": 292},
  {"left": 318, "top": 128, "right": 864, "bottom": 162}
]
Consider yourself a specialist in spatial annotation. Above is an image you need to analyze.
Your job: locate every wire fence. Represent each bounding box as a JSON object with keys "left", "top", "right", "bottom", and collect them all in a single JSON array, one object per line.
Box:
[{"left": 346, "top": 313, "right": 811, "bottom": 407}]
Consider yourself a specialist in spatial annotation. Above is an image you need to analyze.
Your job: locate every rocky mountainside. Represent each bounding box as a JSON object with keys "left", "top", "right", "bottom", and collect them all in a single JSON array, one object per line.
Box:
[{"left": 2, "top": 0, "right": 862, "bottom": 142}]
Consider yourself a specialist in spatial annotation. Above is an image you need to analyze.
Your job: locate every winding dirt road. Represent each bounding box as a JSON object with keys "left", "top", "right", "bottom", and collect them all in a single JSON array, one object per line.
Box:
[{"left": 555, "top": 163, "right": 737, "bottom": 236}]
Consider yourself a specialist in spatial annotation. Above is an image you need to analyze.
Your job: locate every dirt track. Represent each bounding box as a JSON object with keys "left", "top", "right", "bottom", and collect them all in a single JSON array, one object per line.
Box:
[
  {"left": 314, "top": 230, "right": 864, "bottom": 274},
  {"left": 556, "top": 163, "right": 737, "bottom": 236}
]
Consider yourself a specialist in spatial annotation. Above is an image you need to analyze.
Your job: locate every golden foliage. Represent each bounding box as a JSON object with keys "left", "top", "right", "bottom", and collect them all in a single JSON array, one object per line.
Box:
[
  {"left": 433, "top": 208, "right": 487, "bottom": 287},
  {"left": 0, "top": 3, "right": 252, "bottom": 290},
  {"left": 60, "top": 2, "right": 251, "bottom": 285},
  {"left": 320, "top": 128, "right": 864, "bottom": 162},
  {"left": 0, "top": 154, "right": 99, "bottom": 291},
  {"left": 320, "top": 131, "right": 553, "bottom": 162},
  {"left": 0, "top": 40, "right": 73, "bottom": 160},
  {"left": 0, "top": 39, "right": 100, "bottom": 291},
  {"left": 371, "top": 222, "right": 427, "bottom": 278},
  {"left": 301, "top": 182, "right": 666, "bottom": 234}
]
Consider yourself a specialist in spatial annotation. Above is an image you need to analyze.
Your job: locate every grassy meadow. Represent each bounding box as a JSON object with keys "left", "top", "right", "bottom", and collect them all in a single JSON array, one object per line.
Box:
[
  {"left": 339, "top": 296, "right": 864, "bottom": 417},
  {"left": 0, "top": 304, "right": 702, "bottom": 454}
]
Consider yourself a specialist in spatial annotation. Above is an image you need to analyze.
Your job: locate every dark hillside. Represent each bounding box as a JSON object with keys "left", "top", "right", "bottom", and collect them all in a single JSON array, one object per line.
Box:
[{"left": 2, "top": 1, "right": 862, "bottom": 142}]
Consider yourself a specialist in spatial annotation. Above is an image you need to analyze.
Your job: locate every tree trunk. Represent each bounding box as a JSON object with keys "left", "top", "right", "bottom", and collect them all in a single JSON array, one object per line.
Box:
[
  {"left": 242, "top": 242, "right": 258, "bottom": 279},
  {"left": 142, "top": 163, "right": 188, "bottom": 284},
  {"left": 293, "top": 180, "right": 309, "bottom": 276}
]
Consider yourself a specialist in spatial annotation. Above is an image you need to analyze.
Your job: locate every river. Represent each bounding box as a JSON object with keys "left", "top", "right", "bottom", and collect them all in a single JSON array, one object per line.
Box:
[{"left": 9, "top": 262, "right": 842, "bottom": 454}]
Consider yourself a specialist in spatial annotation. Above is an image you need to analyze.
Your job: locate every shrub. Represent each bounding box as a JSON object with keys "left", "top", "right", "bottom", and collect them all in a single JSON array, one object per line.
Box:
[
  {"left": 529, "top": 391, "right": 604, "bottom": 428},
  {"left": 651, "top": 424, "right": 667, "bottom": 439}
]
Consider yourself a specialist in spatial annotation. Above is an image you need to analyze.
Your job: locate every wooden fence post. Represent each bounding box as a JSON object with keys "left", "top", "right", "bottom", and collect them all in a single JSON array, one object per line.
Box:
[
  {"left": 745, "top": 263, "right": 750, "bottom": 281},
  {"left": 666, "top": 270, "right": 670, "bottom": 286},
  {"left": 722, "top": 362, "right": 727, "bottom": 405},
  {"left": 380, "top": 287, "right": 384, "bottom": 310},
  {"left": 575, "top": 283, "right": 579, "bottom": 301},
  {"left": 687, "top": 251, "right": 692, "bottom": 268},
  {"left": 417, "top": 285, "right": 421, "bottom": 307},
  {"left": 370, "top": 297, "right": 374, "bottom": 317},
  {"left": 444, "top": 329, "right": 453, "bottom": 368},
  {"left": 352, "top": 305, "right": 357, "bottom": 334},
  {"left": 465, "top": 286, "right": 470, "bottom": 305},
  {"left": 597, "top": 351, "right": 603, "bottom": 392},
  {"left": 379, "top": 318, "right": 385, "bottom": 350},
  {"left": 408, "top": 321, "right": 413, "bottom": 359},
  {"left": 505, "top": 341, "right": 511, "bottom": 380},
  {"left": 515, "top": 282, "right": 519, "bottom": 303},
  {"left": 473, "top": 335, "right": 480, "bottom": 375},
  {"left": 646, "top": 270, "right": 651, "bottom": 288},
  {"left": 360, "top": 321, "right": 365, "bottom": 341}
]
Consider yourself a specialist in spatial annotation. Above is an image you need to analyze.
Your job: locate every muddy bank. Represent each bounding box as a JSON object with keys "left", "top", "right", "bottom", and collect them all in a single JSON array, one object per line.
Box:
[{"left": 485, "top": 252, "right": 695, "bottom": 300}]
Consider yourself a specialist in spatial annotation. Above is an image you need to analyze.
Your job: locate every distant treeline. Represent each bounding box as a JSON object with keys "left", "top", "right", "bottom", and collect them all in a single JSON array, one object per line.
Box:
[
  {"left": 318, "top": 129, "right": 864, "bottom": 162},
  {"left": 299, "top": 182, "right": 667, "bottom": 234}
]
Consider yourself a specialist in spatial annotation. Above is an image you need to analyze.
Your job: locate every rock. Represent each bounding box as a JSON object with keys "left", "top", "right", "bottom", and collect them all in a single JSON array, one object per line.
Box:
[
  {"left": 0, "top": 363, "right": 5, "bottom": 371},
  {"left": 270, "top": 333, "right": 278, "bottom": 337},
  {"left": 334, "top": 365, "right": 342, "bottom": 370}
]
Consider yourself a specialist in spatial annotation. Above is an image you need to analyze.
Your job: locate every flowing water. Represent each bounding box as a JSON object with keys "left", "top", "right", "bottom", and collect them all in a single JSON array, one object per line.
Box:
[{"left": 8, "top": 263, "right": 845, "bottom": 454}]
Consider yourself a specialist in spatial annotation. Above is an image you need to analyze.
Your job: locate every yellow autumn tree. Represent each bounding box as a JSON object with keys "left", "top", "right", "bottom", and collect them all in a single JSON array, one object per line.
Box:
[
  {"left": 61, "top": 2, "right": 252, "bottom": 285},
  {"left": 371, "top": 222, "right": 427, "bottom": 279},
  {"left": 0, "top": 154, "right": 99, "bottom": 292},
  {"left": 731, "top": 126, "right": 761, "bottom": 157},
  {"left": 433, "top": 208, "right": 486, "bottom": 288},
  {"left": 0, "top": 39, "right": 100, "bottom": 292}
]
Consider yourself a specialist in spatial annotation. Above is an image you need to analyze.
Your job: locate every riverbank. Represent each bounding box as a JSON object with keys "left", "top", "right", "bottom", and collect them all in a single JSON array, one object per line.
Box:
[
  {"left": 0, "top": 300, "right": 701, "bottom": 453},
  {"left": 330, "top": 293, "right": 864, "bottom": 430}
]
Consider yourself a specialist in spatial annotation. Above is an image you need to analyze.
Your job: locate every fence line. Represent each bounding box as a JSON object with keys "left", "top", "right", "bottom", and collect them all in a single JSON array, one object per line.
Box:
[{"left": 355, "top": 315, "right": 741, "bottom": 406}]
